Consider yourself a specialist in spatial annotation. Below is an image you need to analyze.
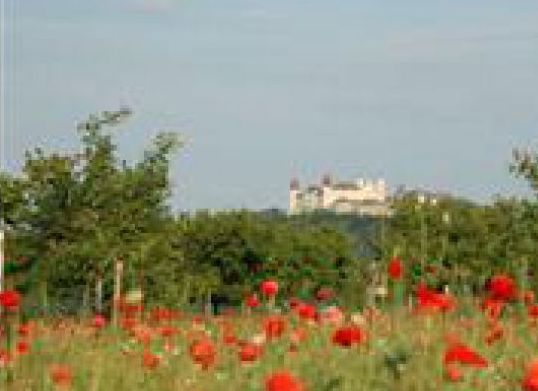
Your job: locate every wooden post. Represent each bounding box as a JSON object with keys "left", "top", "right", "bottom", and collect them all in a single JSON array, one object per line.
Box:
[
  {"left": 82, "top": 283, "right": 90, "bottom": 317},
  {"left": 206, "top": 289, "right": 212, "bottom": 317},
  {"left": 113, "top": 258, "right": 123, "bottom": 327},
  {"left": 41, "top": 281, "right": 48, "bottom": 316},
  {"left": 95, "top": 273, "right": 103, "bottom": 314},
  {"left": 182, "top": 276, "right": 190, "bottom": 309}
]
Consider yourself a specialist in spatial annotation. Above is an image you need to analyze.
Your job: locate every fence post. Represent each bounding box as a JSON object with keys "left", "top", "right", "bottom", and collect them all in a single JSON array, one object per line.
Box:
[
  {"left": 82, "top": 283, "right": 90, "bottom": 317},
  {"left": 95, "top": 273, "right": 103, "bottom": 314},
  {"left": 113, "top": 258, "right": 123, "bottom": 327}
]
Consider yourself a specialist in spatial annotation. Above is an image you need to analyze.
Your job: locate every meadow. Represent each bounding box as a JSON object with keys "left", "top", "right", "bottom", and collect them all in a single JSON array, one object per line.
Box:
[{"left": 1, "top": 270, "right": 538, "bottom": 391}]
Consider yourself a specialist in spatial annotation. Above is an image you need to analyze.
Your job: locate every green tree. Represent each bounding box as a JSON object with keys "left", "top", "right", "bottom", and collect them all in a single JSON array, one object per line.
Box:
[
  {"left": 0, "top": 109, "right": 183, "bottom": 311},
  {"left": 177, "top": 210, "right": 355, "bottom": 305}
]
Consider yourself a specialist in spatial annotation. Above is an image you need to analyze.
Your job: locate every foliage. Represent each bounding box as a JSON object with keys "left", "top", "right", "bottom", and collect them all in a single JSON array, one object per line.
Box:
[
  {"left": 511, "top": 147, "right": 538, "bottom": 196},
  {"left": 177, "top": 210, "right": 355, "bottom": 304},
  {"left": 0, "top": 109, "right": 183, "bottom": 310}
]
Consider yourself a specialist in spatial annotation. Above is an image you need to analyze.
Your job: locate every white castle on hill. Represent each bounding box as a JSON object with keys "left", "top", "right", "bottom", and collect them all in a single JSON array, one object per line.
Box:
[{"left": 289, "top": 174, "right": 390, "bottom": 216}]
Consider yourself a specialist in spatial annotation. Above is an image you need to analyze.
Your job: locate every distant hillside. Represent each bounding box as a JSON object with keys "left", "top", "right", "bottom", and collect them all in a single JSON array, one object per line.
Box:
[{"left": 259, "top": 209, "right": 382, "bottom": 259}]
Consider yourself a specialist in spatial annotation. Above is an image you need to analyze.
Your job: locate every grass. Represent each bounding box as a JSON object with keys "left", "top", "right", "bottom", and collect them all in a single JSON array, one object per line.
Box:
[{"left": 2, "top": 299, "right": 537, "bottom": 390}]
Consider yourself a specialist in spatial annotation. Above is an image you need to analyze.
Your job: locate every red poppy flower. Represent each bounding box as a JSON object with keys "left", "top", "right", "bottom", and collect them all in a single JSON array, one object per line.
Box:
[
  {"left": 482, "top": 298, "right": 505, "bottom": 320},
  {"left": 523, "top": 360, "right": 538, "bottom": 391},
  {"left": 134, "top": 327, "right": 152, "bottom": 347},
  {"left": 142, "top": 350, "right": 160, "bottom": 370},
  {"left": 388, "top": 257, "right": 403, "bottom": 280},
  {"left": 290, "top": 327, "right": 308, "bottom": 345},
  {"left": 16, "top": 340, "right": 30, "bottom": 355},
  {"left": 223, "top": 332, "right": 238, "bottom": 346},
  {"left": 265, "top": 371, "right": 305, "bottom": 391},
  {"left": 119, "top": 301, "right": 143, "bottom": 317},
  {"left": 239, "top": 343, "right": 263, "bottom": 363},
  {"left": 264, "top": 316, "right": 287, "bottom": 340},
  {"left": 288, "top": 297, "right": 301, "bottom": 310},
  {"left": 121, "top": 317, "right": 137, "bottom": 331},
  {"left": 18, "top": 322, "right": 32, "bottom": 337},
  {"left": 159, "top": 326, "right": 178, "bottom": 338},
  {"left": 416, "top": 284, "right": 456, "bottom": 313},
  {"left": 296, "top": 303, "right": 317, "bottom": 322},
  {"left": 444, "top": 343, "right": 488, "bottom": 368},
  {"left": 0, "top": 290, "right": 21, "bottom": 311},
  {"left": 0, "top": 350, "right": 12, "bottom": 368},
  {"left": 528, "top": 305, "right": 538, "bottom": 319},
  {"left": 192, "top": 315, "right": 204, "bottom": 326},
  {"left": 319, "top": 306, "right": 344, "bottom": 326},
  {"left": 246, "top": 294, "right": 260, "bottom": 309},
  {"left": 260, "top": 280, "right": 279, "bottom": 297},
  {"left": 315, "top": 287, "right": 334, "bottom": 302},
  {"left": 332, "top": 325, "right": 367, "bottom": 348},
  {"left": 150, "top": 307, "right": 175, "bottom": 323},
  {"left": 92, "top": 314, "right": 106, "bottom": 329},
  {"left": 488, "top": 274, "right": 517, "bottom": 301},
  {"left": 189, "top": 339, "right": 216, "bottom": 370},
  {"left": 50, "top": 364, "right": 73, "bottom": 389}
]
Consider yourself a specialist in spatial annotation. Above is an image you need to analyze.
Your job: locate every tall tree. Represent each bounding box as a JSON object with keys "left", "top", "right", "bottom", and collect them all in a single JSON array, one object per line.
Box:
[{"left": 0, "top": 109, "right": 183, "bottom": 310}]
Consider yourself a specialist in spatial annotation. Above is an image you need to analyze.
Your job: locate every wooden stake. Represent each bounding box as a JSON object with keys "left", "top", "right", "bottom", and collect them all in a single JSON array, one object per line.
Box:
[
  {"left": 95, "top": 274, "right": 103, "bottom": 314},
  {"left": 113, "top": 258, "right": 123, "bottom": 327}
]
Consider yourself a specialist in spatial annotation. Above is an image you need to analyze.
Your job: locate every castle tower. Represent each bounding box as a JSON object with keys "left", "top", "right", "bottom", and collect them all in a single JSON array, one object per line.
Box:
[
  {"left": 289, "top": 178, "right": 300, "bottom": 214},
  {"left": 322, "top": 173, "right": 332, "bottom": 187},
  {"left": 321, "top": 173, "right": 332, "bottom": 208},
  {"left": 376, "top": 179, "right": 387, "bottom": 201}
]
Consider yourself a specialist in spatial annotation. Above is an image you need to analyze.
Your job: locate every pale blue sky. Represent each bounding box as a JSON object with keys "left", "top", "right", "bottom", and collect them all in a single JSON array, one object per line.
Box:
[{"left": 3, "top": 0, "right": 538, "bottom": 210}]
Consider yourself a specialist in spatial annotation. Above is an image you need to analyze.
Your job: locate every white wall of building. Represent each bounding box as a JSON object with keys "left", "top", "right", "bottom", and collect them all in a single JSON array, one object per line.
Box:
[{"left": 289, "top": 177, "right": 388, "bottom": 216}]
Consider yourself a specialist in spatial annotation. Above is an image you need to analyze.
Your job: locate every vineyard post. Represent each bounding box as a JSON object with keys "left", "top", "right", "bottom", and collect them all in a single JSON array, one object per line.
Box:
[
  {"left": 96, "top": 271, "right": 103, "bottom": 314},
  {"left": 113, "top": 258, "right": 124, "bottom": 327}
]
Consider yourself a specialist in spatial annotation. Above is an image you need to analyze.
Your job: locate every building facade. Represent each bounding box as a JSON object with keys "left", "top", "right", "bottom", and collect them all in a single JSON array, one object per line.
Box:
[{"left": 289, "top": 175, "right": 390, "bottom": 216}]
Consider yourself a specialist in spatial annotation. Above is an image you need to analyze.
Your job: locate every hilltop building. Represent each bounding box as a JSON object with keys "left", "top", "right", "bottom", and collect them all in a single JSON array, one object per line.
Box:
[{"left": 289, "top": 174, "right": 390, "bottom": 216}]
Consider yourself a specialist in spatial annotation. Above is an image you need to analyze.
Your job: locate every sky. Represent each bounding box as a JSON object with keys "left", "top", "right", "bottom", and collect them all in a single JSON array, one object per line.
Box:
[{"left": 2, "top": 0, "right": 538, "bottom": 210}]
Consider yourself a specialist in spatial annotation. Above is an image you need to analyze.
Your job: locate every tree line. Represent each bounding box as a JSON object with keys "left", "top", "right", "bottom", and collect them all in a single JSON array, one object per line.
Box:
[
  {"left": 0, "top": 109, "right": 536, "bottom": 312},
  {"left": 0, "top": 110, "right": 356, "bottom": 312}
]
